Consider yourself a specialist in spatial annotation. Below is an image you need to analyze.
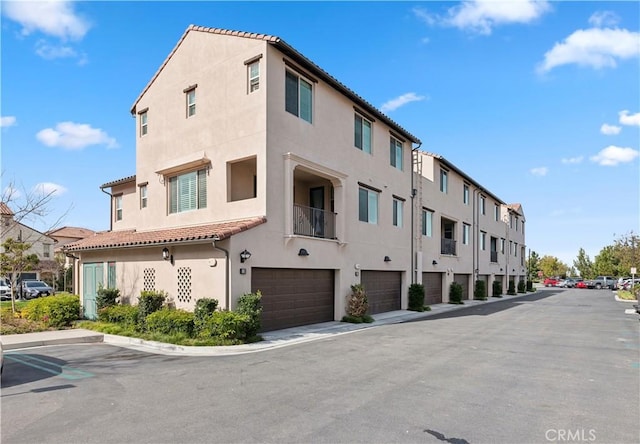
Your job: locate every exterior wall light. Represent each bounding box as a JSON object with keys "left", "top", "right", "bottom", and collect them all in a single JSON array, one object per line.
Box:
[
  {"left": 298, "top": 248, "right": 309, "bottom": 256},
  {"left": 432, "top": 260, "right": 438, "bottom": 265},
  {"left": 162, "top": 247, "right": 173, "bottom": 265},
  {"left": 384, "top": 256, "right": 391, "bottom": 262},
  {"left": 240, "top": 249, "right": 252, "bottom": 263}
]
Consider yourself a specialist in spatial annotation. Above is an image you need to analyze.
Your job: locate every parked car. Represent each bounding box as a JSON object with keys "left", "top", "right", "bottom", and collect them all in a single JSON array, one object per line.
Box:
[
  {"left": 621, "top": 278, "right": 640, "bottom": 291},
  {"left": 0, "top": 278, "right": 11, "bottom": 301},
  {"left": 563, "top": 277, "right": 584, "bottom": 288},
  {"left": 575, "top": 281, "right": 587, "bottom": 289},
  {"left": 544, "top": 278, "right": 558, "bottom": 287},
  {"left": 585, "top": 276, "right": 616, "bottom": 290},
  {"left": 20, "top": 280, "right": 53, "bottom": 299}
]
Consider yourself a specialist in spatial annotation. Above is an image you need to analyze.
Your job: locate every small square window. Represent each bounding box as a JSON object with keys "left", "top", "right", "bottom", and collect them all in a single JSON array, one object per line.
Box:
[
  {"left": 358, "top": 187, "right": 378, "bottom": 224},
  {"left": 285, "top": 70, "right": 312, "bottom": 123}
]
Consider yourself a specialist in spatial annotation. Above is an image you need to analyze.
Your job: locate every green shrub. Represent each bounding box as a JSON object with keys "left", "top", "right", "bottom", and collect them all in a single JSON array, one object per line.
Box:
[
  {"left": 474, "top": 280, "right": 487, "bottom": 300},
  {"left": 236, "top": 291, "right": 262, "bottom": 337},
  {"left": 408, "top": 283, "right": 426, "bottom": 311},
  {"left": 146, "top": 308, "right": 195, "bottom": 336},
  {"left": 21, "top": 294, "right": 81, "bottom": 328},
  {"left": 96, "top": 286, "right": 120, "bottom": 310},
  {"left": 341, "top": 314, "right": 374, "bottom": 324},
  {"left": 137, "top": 290, "right": 167, "bottom": 329},
  {"left": 98, "top": 304, "right": 139, "bottom": 328},
  {"left": 449, "top": 282, "right": 463, "bottom": 304},
  {"left": 492, "top": 280, "right": 503, "bottom": 297},
  {"left": 526, "top": 280, "right": 533, "bottom": 292},
  {"left": 194, "top": 298, "right": 219, "bottom": 333},
  {"left": 346, "top": 284, "right": 368, "bottom": 317},
  {"left": 517, "top": 280, "right": 526, "bottom": 293},
  {"left": 507, "top": 280, "right": 516, "bottom": 295},
  {"left": 200, "top": 310, "right": 251, "bottom": 340}
]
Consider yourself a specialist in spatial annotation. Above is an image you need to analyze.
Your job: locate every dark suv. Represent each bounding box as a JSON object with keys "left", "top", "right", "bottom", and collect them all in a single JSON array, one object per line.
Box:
[{"left": 21, "top": 280, "right": 54, "bottom": 299}]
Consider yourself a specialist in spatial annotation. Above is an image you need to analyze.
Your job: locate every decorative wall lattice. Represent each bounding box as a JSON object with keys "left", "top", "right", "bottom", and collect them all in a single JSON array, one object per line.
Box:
[
  {"left": 177, "top": 267, "right": 192, "bottom": 303},
  {"left": 143, "top": 268, "right": 155, "bottom": 291}
]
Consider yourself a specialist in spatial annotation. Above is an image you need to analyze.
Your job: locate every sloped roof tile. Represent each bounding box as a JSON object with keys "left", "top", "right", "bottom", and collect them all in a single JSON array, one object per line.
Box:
[{"left": 64, "top": 217, "right": 266, "bottom": 251}]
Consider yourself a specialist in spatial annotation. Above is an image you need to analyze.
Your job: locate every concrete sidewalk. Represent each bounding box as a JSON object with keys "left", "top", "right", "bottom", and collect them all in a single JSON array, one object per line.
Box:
[{"left": 1, "top": 292, "right": 537, "bottom": 356}]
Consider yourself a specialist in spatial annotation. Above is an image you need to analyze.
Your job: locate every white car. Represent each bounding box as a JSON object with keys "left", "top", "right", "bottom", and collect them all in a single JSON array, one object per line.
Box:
[{"left": 0, "top": 278, "right": 11, "bottom": 301}]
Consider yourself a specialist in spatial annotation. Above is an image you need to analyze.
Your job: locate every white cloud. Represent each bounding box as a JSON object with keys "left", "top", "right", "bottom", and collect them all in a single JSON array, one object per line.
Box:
[
  {"left": 2, "top": 1, "right": 90, "bottom": 40},
  {"left": 537, "top": 27, "right": 640, "bottom": 73},
  {"left": 619, "top": 110, "right": 640, "bottom": 127},
  {"left": 600, "top": 124, "right": 621, "bottom": 135},
  {"left": 1, "top": 116, "right": 17, "bottom": 128},
  {"left": 588, "top": 11, "right": 620, "bottom": 28},
  {"left": 380, "top": 93, "right": 427, "bottom": 112},
  {"left": 35, "top": 40, "right": 75, "bottom": 59},
  {"left": 414, "top": 0, "right": 551, "bottom": 35},
  {"left": 36, "top": 122, "right": 118, "bottom": 150},
  {"left": 561, "top": 156, "right": 584, "bottom": 164},
  {"left": 33, "top": 182, "right": 68, "bottom": 197},
  {"left": 530, "top": 167, "right": 548, "bottom": 176},
  {"left": 590, "top": 146, "right": 639, "bottom": 166}
]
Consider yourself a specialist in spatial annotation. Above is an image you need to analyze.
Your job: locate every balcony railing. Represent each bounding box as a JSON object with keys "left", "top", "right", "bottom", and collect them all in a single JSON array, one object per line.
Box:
[
  {"left": 293, "top": 204, "right": 336, "bottom": 239},
  {"left": 490, "top": 251, "right": 498, "bottom": 263},
  {"left": 441, "top": 238, "right": 456, "bottom": 255}
]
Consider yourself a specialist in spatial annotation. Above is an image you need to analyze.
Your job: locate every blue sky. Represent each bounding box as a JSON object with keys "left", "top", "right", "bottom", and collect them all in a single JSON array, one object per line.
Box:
[{"left": 1, "top": 1, "right": 639, "bottom": 267}]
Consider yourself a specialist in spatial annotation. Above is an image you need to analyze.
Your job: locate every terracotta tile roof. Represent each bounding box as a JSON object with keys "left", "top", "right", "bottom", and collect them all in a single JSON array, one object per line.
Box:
[
  {"left": 46, "top": 226, "right": 96, "bottom": 239},
  {"left": 100, "top": 175, "right": 136, "bottom": 189},
  {"left": 0, "top": 202, "right": 14, "bottom": 216},
  {"left": 64, "top": 216, "right": 267, "bottom": 251},
  {"left": 130, "top": 25, "right": 420, "bottom": 144}
]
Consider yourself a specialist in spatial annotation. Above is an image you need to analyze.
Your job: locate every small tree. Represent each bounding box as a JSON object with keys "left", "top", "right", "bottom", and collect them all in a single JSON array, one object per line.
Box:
[
  {"left": 449, "top": 282, "right": 463, "bottom": 304},
  {"left": 492, "top": 280, "right": 502, "bottom": 298},
  {"left": 408, "top": 283, "right": 425, "bottom": 311},
  {"left": 0, "top": 238, "right": 40, "bottom": 313},
  {"left": 517, "top": 280, "right": 526, "bottom": 293},
  {"left": 507, "top": 280, "right": 516, "bottom": 295},
  {"left": 96, "top": 286, "right": 120, "bottom": 310},
  {"left": 474, "top": 280, "right": 487, "bottom": 301},
  {"left": 342, "top": 284, "right": 373, "bottom": 323},
  {"left": 236, "top": 291, "right": 262, "bottom": 337}
]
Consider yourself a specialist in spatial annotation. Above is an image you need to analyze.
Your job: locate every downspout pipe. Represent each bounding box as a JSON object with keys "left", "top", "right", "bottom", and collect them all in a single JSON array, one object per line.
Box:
[
  {"left": 212, "top": 239, "right": 230, "bottom": 310},
  {"left": 410, "top": 142, "right": 422, "bottom": 285},
  {"left": 100, "top": 186, "right": 113, "bottom": 232}
]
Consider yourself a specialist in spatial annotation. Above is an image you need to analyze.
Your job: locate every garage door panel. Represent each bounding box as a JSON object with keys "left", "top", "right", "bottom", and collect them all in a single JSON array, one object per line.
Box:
[
  {"left": 252, "top": 268, "right": 334, "bottom": 332},
  {"left": 361, "top": 271, "right": 401, "bottom": 315},
  {"left": 423, "top": 272, "right": 443, "bottom": 305}
]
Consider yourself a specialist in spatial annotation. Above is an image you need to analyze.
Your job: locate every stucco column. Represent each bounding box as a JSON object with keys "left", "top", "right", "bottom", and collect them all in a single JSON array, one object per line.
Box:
[{"left": 284, "top": 156, "right": 294, "bottom": 236}]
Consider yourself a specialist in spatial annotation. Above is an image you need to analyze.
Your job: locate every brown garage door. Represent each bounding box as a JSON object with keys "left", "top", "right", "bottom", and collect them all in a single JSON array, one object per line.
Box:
[
  {"left": 454, "top": 274, "right": 470, "bottom": 300},
  {"left": 251, "top": 268, "right": 334, "bottom": 332},
  {"left": 422, "top": 272, "right": 443, "bottom": 305},
  {"left": 361, "top": 271, "right": 401, "bottom": 314}
]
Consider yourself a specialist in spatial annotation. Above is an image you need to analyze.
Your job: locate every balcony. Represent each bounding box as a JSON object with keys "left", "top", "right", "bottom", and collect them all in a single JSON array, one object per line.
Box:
[
  {"left": 441, "top": 238, "right": 456, "bottom": 255},
  {"left": 293, "top": 204, "right": 336, "bottom": 239},
  {"left": 490, "top": 251, "right": 498, "bottom": 263}
]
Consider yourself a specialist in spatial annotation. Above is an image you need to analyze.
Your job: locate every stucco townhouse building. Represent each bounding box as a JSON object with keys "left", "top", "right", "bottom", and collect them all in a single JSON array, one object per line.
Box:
[{"left": 65, "top": 25, "right": 526, "bottom": 330}]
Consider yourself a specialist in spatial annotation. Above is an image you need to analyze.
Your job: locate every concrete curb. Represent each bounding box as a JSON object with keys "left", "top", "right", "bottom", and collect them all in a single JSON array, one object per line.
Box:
[{"left": 1, "top": 330, "right": 103, "bottom": 351}]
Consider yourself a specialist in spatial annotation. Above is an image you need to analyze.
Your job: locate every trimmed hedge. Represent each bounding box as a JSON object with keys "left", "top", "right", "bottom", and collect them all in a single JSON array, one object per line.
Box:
[
  {"left": 98, "top": 304, "right": 139, "bottom": 328},
  {"left": 408, "top": 283, "right": 426, "bottom": 311},
  {"left": 200, "top": 311, "right": 251, "bottom": 340},
  {"left": 194, "top": 298, "right": 219, "bottom": 334},
  {"left": 517, "top": 280, "right": 526, "bottom": 293},
  {"left": 96, "top": 287, "right": 120, "bottom": 310},
  {"left": 235, "top": 291, "right": 262, "bottom": 337},
  {"left": 449, "top": 282, "right": 463, "bottom": 304},
  {"left": 474, "top": 280, "right": 487, "bottom": 300},
  {"left": 21, "top": 294, "right": 81, "bottom": 328},
  {"left": 507, "top": 280, "right": 517, "bottom": 295},
  {"left": 137, "top": 290, "right": 167, "bottom": 329},
  {"left": 146, "top": 309, "right": 194, "bottom": 336},
  {"left": 492, "top": 280, "right": 503, "bottom": 297}
]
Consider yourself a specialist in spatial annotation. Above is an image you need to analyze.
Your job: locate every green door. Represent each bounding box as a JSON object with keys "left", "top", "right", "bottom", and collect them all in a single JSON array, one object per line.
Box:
[{"left": 83, "top": 263, "right": 103, "bottom": 320}]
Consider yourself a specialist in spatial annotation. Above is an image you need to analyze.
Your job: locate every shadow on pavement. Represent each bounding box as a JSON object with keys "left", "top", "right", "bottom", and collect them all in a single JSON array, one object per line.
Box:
[
  {"left": 1, "top": 352, "right": 93, "bottom": 389},
  {"left": 407, "top": 290, "right": 561, "bottom": 322}
]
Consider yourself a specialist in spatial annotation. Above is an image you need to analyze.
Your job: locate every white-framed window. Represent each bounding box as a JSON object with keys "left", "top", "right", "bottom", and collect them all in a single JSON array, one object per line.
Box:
[
  {"left": 393, "top": 197, "right": 403, "bottom": 227},
  {"left": 248, "top": 61, "right": 260, "bottom": 93},
  {"left": 481, "top": 231, "right": 486, "bottom": 251},
  {"left": 169, "top": 168, "right": 207, "bottom": 214},
  {"left": 390, "top": 137, "right": 403, "bottom": 170},
  {"left": 140, "top": 185, "right": 148, "bottom": 209},
  {"left": 354, "top": 114, "right": 372, "bottom": 153},
  {"left": 115, "top": 195, "right": 122, "bottom": 221},
  {"left": 463, "top": 184, "right": 469, "bottom": 205},
  {"left": 285, "top": 70, "right": 312, "bottom": 123},
  {"left": 422, "top": 208, "right": 433, "bottom": 237},
  {"left": 43, "top": 244, "right": 51, "bottom": 258},
  {"left": 500, "top": 238, "right": 505, "bottom": 254},
  {"left": 140, "top": 111, "right": 148, "bottom": 136},
  {"left": 358, "top": 187, "right": 378, "bottom": 224},
  {"left": 463, "top": 223, "right": 470, "bottom": 245},
  {"left": 480, "top": 195, "right": 486, "bottom": 215},
  {"left": 440, "top": 169, "right": 448, "bottom": 193},
  {"left": 494, "top": 204, "right": 500, "bottom": 221},
  {"left": 186, "top": 88, "right": 196, "bottom": 117}
]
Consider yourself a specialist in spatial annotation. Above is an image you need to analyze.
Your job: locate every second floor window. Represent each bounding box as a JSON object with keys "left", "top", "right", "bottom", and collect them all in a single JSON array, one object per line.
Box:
[
  {"left": 43, "top": 244, "right": 50, "bottom": 258},
  {"left": 186, "top": 88, "right": 196, "bottom": 117},
  {"left": 169, "top": 169, "right": 207, "bottom": 214},
  {"left": 440, "top": 169, "right": 448, "bottom": 193},
  {"left": 140, "top": 111, "right": 148, "bottom": 136},
  {"left": 422, "top": 209, "right": 433, "bottom": 237},
  {"left": 358, "top": 187, "right": 378, "bottom": 224},
  {"left": 463, "top": 223, "right": 470, "bottom": 245},
  {"left": 494, "top": 204, "right": 500, "bottom": 221},
  {"left": 393, "top": 198, "right": 403, "bottom": 227},
  {"left": 481, "top": 231, "right": 486, "bottom": 250},
  {"left": 140, "top": 185, "right": 148, "bottom": 209},
  {"left": 390, "top": 137, "right": 403, "bottom": 170},
  {"left": 354, "top": 115, "right": 372, "bottom": 153},
  {"left": 500, "top": 238, "right": 505, "bottom": 254},
  {"left": 480, "top": 196, "right": 486, "bottom": 215},
  {"left": 285, "top": 71, "right": 312, "bottom": 123},
  {"left": 115, "top": 195, "right": 122, "bottom": 221},
  {"left": 248, "top": 61, "right": 260, "bottom": 92},
  {"left": 463, "top": 184, "right": 469, "bottom": 205}
]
